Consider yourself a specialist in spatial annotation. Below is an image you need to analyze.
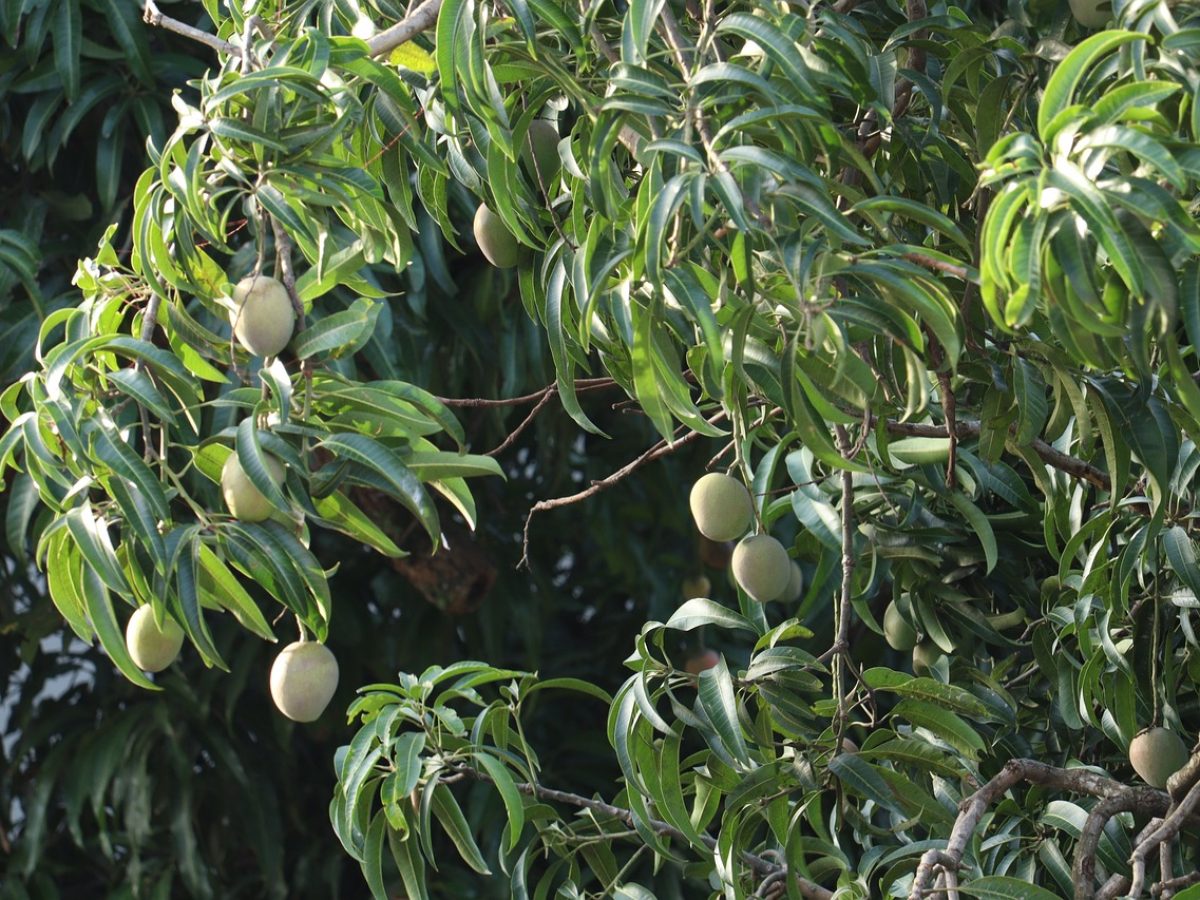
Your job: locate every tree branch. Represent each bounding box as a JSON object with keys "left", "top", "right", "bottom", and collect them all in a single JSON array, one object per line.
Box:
[
  {"left": 832, "top": 425, "right": 856, "bottom": 735},
  {"left": 366, "top": 0, "right": 443, "bottom": 57},
  {"left": 876, "top": 417, "right": 1111, "bottom": 492},
  {"left": 1073, "top": 791, "right": 1164, "bottom": 899},
  {"left": 143, "top": 0, "right": 242, "bottom": 57},
  {"left": 1130, "top": 778, "right": 1200, "bottom": 897},
  {"left": 519, "top": 412, "right": 725, "bottom": 568},
  {"left": 910, "top": 759, "right": 1175, "bottom": 899}
]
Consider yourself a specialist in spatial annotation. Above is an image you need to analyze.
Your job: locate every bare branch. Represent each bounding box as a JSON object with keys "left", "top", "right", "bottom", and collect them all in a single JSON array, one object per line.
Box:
[
  {"left": 902, "top": 252, "right": 972, "bottom": 281},
  {"left": 143, "top": 0, "right": 242, "bottom": 57},
  {"left": 832, "top": 425, "right": 855, "bottom": 734},
  {"left": 1130, "top": 778, "right": 1200, "bottom": 897},
  {"left": 366, "top": 0, "right": 444, "bottom": 57},
  {"left": 139, "top": 294, "right": 161, "bottom": 343},
  {"left": 876, "top": 417, "right": 1111, "bottom": 492},
  {"left": 910, "top": 760, "right": 1174, "bottom": 899},
  {"left": 485, "top": 388, "right": 557, "bottom": 457},
  {"left": 1073, "top": 791, "right": 1163, "bottom": 899},
  {"left": 520, "top": 412, "right": 726, "bottom": 568}
]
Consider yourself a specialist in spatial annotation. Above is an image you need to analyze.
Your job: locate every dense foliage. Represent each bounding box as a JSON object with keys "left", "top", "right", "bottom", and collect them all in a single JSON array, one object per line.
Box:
[{"left": 9, "top": 0, "right": 1200, "bottom": 898}]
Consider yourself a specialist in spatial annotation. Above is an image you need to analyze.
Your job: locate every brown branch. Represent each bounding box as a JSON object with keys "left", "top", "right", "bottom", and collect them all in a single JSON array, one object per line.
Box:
[
  {"left": 366, "top": 0, "right": 443, "bottom": 57},
  {"left": 439, "top": 378, "right": 614, "bottom": 408},
  {"left": 1156, "top": 871, "right": 1200, "bottom": 896},
  {"left": 269, "top": 218, "right": 305, "bottom": 328},
  {"left": 902, "top": 253, "right": 972, "bottom": 281},
  {"left": 519, "top": 413, "right": 725, "bottom": 568},
  {"left": 485, "top": 388, "right": 556, "bottom": 457},
  {"left": 449, "top": 763, "right": 833, "bottom": 899},
  {"left": 1166, "top": 745, "right": 1200, "bottom": 802},
  {"left": 910, "top": 759, "right": 1174, "bottom": 899},
  {"left": 143, "top": 0, "right": 242, "bottom": 57},
  {"left": 876, "top": 417, "right": 1111, "bottom": 492},
  {"left": 139, "top": 294, "right": 162, "bottom": 343},
  {"left": 1073, "top": 791, "right": 1164, "bottom": 899},
  {"left": 1130, "top": 779, "right": 1200, "bottom": 897}
]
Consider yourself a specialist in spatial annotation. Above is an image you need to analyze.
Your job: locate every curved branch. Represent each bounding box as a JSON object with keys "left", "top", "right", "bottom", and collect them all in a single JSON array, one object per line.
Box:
[
  {"left": 519, "top": 411, "right": 726, "bottom": 568},
  {"left": 910, "top": 760, "right": 1173, "bottom": 899}
]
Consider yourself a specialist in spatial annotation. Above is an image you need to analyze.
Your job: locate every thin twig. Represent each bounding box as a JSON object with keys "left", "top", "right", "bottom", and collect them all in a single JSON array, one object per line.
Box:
[
  {"left": 486, "top": 388, "right": 557, "bottom": 457},
  {"left": 519, "top": 413, "right": 726, "bottom": 568},
  {"left": 143, "top": 0, "right": 242, "bottom": 57},
  {"left": 874, "top": 416, "right": 1111, "bottom": 492},
  {"left": 832, "top": 425, "right": 856, "bottom": 739}
]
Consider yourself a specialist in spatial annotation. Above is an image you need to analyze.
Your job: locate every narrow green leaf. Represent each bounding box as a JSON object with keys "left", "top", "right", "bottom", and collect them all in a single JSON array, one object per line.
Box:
[{"left": 431, "top": 784, "right": 491, "bottom": 874}]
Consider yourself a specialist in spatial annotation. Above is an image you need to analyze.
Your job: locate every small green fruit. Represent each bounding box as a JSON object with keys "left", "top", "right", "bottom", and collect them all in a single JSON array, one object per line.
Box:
[
  {"left": 732, "top": 534, "right": 792, "bottom": 603},
  {"left": 685, "top": 649, "right": 720, "bottom": 675},
  {"left": 1069, "top": 0, "right": 1111, "bottom": 28},
  {"left": 884, "top": 601, "right": 918, "bottom": 651},
  {"left": 270, "top": 641, "right": 340, "bottom": 722},
  {"left": 522, "top": 120, "right": 561, "bottom": 190},
  {"left": 682, "top": 574, "right": 711, "bottom": 599},
  {"left": 912, "top": 641, "right": 943, "bottom": 676},
  {"left": 889, "top": 436, "right": 952, "bottom": 466},
  {"left": 473, "top": 205, "right": 520, "bottom": 268},
  {"left": 126, "top": 604, "right": 184, "bottom": 672},
  {"left": 222, "top": 452, "right": 286, "bottom": 522},
  {"left": 1129, "top": 727, "right": 1189, "bottom": 789},
  {"left": 689, "top": 473, "right": 753, "bottom": 542},
  {"left": 230, "top": 275, "right": 295, "bottom": 357}
]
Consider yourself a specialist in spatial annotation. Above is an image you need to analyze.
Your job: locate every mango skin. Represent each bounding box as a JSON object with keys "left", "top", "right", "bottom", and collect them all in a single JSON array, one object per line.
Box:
[
  {"left": 473, "top": 205, "right": 520, "bottom": 268},
  {"left": 884, "top": 601, "right": 919, "bottom": 651},
  {"left": 522, "top": 120, "right": 561, "bottom": 190},
  {"left": 689, "top": 473, "right": 754, "bottom": 542},
  {"left": 1069, "top": 0, "right": 1111, "bottom": 28},
  {"left": 221, "top": 452, "right": 286, "bottom": 522},
  {"left": 685, "top": 649, "right": 720, "bottom": 675},
  {"left": 126, "top": 604, "right": 185, "bottom": 672},
  {"left": 1129, "top": 727, "right": 1190, "bottom": 789},
  {"left": 269, "top": 641, "right": 340, "bottom": 723},
  {"left": 912, "top": 641, "right": 943, "bottom": 676},
  {"left": 230, "top": 275, "right": 295, "bottom": 357},
  {"left": 732, "top": 534, "right": 792, "bottom": 603}
]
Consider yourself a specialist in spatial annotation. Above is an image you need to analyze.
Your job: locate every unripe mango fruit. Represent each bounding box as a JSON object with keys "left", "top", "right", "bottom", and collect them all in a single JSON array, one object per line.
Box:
[
  {"left": 689, "top": 473, "right": 753, "bottom": 542},
  {"left": 222, "top": 452, "right": 286, "bottom": 522},
  {"left": 522, "top": 120, "right": 561, "bottom": 190},
  {"left": 473, "top": 205, "right": 520, "bottom": 268},
  {"left": 1069, "top": 0, "right": 1111, "bottom": 28},
  {"left": 270, "top": 641, "right": 340, "bottom": 722},
  {"left": 732, "top": 534, "right": 791, "bottom": 603},
  {"left": 783, "top": 560, "right": 804, "bottom": 602},
  {"left": 884, "top": 601, "right": 918, "bottom": 651},
  {"left": 912, "top": 641, "right": 942, "bottom": 676},
  {"left": 126, "top": 604, "right": 184, "bottom": 672},
  {"left": 1129, "top": 727, "right": 1189, "bottom": 789},
  {"left": 230, "top": 275, "right": 294, "bottom": 357},
  {"left": 682, "top": 574, "right": 711, "bottom": 599}
]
